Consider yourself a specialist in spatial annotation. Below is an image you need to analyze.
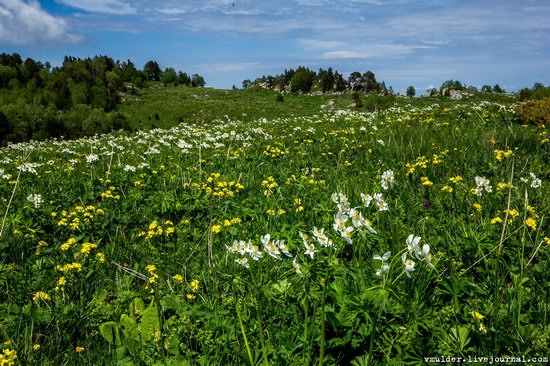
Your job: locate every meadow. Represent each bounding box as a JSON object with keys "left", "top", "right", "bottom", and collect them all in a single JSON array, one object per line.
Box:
[{"left": 0, "top": 92, "right": 549, "bottom": 365}]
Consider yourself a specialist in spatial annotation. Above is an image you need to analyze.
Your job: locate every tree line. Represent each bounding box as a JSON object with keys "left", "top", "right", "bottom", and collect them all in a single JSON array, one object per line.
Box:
[
  {"left": 0, "top": 53, "right": 205, "bottom": 145},
  {"left": 242, "top": 67, "right": 392, "bottom": 94}
]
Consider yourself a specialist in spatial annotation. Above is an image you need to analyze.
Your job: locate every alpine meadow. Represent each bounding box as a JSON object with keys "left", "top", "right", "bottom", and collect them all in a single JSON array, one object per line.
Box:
[{"left": 1, "top": 0, "right": 550, "bottom": 365}]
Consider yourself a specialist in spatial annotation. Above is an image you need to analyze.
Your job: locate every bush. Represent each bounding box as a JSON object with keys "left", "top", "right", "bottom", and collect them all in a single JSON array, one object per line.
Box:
[
  {"left": 516, "top": 97, "right": 550, "bottom": 126},
  {"left": 276, "top": 93, "right": 284, "bottom": 103}
]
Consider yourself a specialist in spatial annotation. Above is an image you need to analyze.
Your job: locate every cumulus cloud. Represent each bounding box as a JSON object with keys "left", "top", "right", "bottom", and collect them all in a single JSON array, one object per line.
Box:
[
  {"left": 0, "top": 0, "right": 81, "bottom": 44},
  {"left": 57, "top": 0, "right": 136, "bottom": 15}
]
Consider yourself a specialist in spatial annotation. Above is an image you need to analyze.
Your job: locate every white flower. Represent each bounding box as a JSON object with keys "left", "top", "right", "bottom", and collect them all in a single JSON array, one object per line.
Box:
[
  {"left": 402, "top": 253, "right": 415, "bottom": 277},
  {"left": 331, "top": 192, "right": 350, "bottom": 213},
  {"left": 261, "top": 234, "right": 281, "bottom": 260},
  {"left": 339, "top": 226, "right": 354, "bottom": 244},
  {"left": 292, "top": 257, "right": 302, "bottom": 275},
  {"left": 373, "top": 251, "right": 391, "bottom": 276},
  {"left": 381, "top": 170, "right": 395, "bottom": 190},
  {"left": 235, "top": 257, "right": 249, "bottom": 269},
  {"left": 123, "top": 165, "right": 136, "bottom": 172},
  {"left": 276, "top": 240, "right": 293, "bottom": 257},
  {"left": 227, "top": 240, "right": 246, "bottom": 255},
  {"left": 246, "top": 242, "right": 263, "bottom": 260},
  {"left": 85, "top": 154, "right": 99, "bottom": 163},
  {"left": 406, "top": 234, "right": 422, "bottom": 256},
  {"left": 474, "top": 176, "right": 492, "bottom": 196},
  {"left": 361, "top": 193, "right": 373, "bottom": 207},
  {"left": 333, "top": 212, "right": 349, "bottom": 232},
  {"left": 26, "top": 194, "right": 44, "bottom": 208},
  {"left": 521, "top": 172, "right": 542, "bottom": 189}
]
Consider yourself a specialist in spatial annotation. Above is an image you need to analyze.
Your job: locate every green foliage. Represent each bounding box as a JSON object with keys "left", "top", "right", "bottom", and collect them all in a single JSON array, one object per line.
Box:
[
  {"left": 290, "top": 68, "right": 314, "bottom": 93},
  {"left": 406, "top": 86, "right": 416, "bottom": 97},
  {"left": 516, "top": 97, "right": 550, "bottom": 126}
]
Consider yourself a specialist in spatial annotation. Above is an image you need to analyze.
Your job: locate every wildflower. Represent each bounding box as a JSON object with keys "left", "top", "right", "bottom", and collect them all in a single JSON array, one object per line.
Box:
[
  {"left": 304, "top": 241, "right": 317, "bottom": 259},
  {"left": 373, "top": 251, "right": 391, "bottom": 276},
  {"left": 190, "top": 279, "right": 200, "bottom": 292},
  {"left": 33, "top": 291, "right": 51, "bottom": 302},
  {"left": 292, "top": 258, "right": 302, "bottom": 275},
  {"left": 381, "top": 170, "right": 395, "bottom": 190},
  {"left": 211, "top": 225, "right": 222, "bottom": 234},
  {"left": 401, "top": 253, "right": 415, "bottom": 277},
  {"left": 277, "top": 240, "right": 292, "bottom": 257},
  {"left": 33, "top": 344, "right": 41, "bottom": 351},
  {"left": 95, "top": 252, "right": 106, "bottom": 263},
  {"left": 497, "top": 182, "right": 512, "bottom": 191},
  {"left": 26, "top": 194, "right": 44, "bottom": 208},
  {"left": 544, "top": 237, "right": 550, "bottom": 245},
  {"left": 246, "top": 242, "right": 263, "bottom": 260},
  {"left": 186, "top": 293, "right": 196, "bottom": 301},
  {"left": 525, "top": 217, "right": 537, "bottom": 231},
  {"left": 470, "top": 311, "right": 484, "bottom": 321},
  {"left": 503, "top": 208, "right": 519, "bottom": 217},
  {"left": 473, "top": 176, "right": 492, "bottom": 196},
  {"left": 441, "top": 185, "right": 453, "bottom": 193},
  {"left": 262, "top": 234, "right": 281, "bottom": 260},
  {"left": 472, "top": 203, "right": 482, "bottom": 212},
  {"left": 490, "top": 217, "right": 503, "bottom": 224},
  {"left": 173, "top": 274, "right": 184, "bottom": 283},
  {"left": 423, "top": 198, "right": 431, "bottom": 208},
  {"left": 76, "top": 347, "right": 85, "bottom": 353},
  {"left": 235, "top": 257, "right": 249, "bottom": 269},
  {"left": 420, "top": 177, "right": 433, "bottom": 186},
  {"left": 520, "top": 172, "right": 542, "bottom": 189}
]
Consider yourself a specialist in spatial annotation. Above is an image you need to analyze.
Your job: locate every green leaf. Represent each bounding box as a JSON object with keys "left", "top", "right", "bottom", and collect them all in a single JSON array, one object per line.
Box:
[
  {"left": 140, "top": 302, "right": 160, "bottom": 342},
  {"left": 100, "top": 321, "right": 121, "bottom": 345}
]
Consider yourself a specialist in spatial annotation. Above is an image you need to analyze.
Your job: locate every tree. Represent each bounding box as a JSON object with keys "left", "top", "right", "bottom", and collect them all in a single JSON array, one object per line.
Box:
[
  {"left": 493, "top": 84, "right": 504, "bottom": 93},
  {"left": 162, "top": 67, "right": 177, "bottom": 84},
  {"left": 176, "top": 72, "right": 191, "bottom": 86},
  {"left": 347, "top": 72, "right": 362, "bottom": 91},
  {"left": 362, "top": 71, "right": 378, "bottom": 93},
  {"left": 481, "top": 85, "right": 492, "bottom": 93},
  {"left": 290, "top": 69, "right": 314, "bottom": 93},
  {"left": 242, "top": 79, "right": 252, "bottom": 89},
  {"left": 191, "top": 74, "right": 205, "bottom": 87},
  {"left": 143, "top": 60, "right": 161, "bottom": 81},
  {"left": 406, "top": 86, "right": 416, "bottom": 97}
]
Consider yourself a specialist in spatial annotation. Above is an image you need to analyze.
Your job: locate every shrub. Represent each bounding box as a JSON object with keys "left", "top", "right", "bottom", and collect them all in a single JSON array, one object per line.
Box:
[{"left": 516, "top": 97, "right": 550, "bottom": 126}]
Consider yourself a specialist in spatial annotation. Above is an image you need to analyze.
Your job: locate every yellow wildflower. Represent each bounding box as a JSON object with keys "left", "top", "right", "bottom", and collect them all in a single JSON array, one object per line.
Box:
[
  {"left": 441, "top": 185, "right": 453, "bottom": 193},
  {"left": 470, "top": 311, "right": 484, "bottom": 321},
  {"left": 33, "top": 291, "right": 51, "bottom": 302},
  {"left": 190, "top": 279, "right": 200, "bottom": 292},
  {"left": 525, "top": 217, "right": 537, "bottom": 231},
  {"left": 449, "top": 176, "right": 463, "bottom": 184},
  {"left": 33, "top": 344, "right": 41, "bottom": 351},
  {"left": 420, "top": 177, "right": 433, "bottom": 186},
  {"left": 472, "top": 203, "right": 482, "bottom": 212},
  {"left": 76, "top": 347, "right": 85, "bottom": 353},
  {"left": 490, "top": 217, "right": 503, "bottom": 224},
  {"left": 173, "top": 274, "right": 184, "bottom": 283},
  {"left": 211, "top": 225, "right": 222, "bottom": 234}
]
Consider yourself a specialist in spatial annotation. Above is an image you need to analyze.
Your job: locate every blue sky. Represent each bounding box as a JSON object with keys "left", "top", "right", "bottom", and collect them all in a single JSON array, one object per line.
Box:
[{"left": 0, "top": 0, "right": 548, "bottom": 92}]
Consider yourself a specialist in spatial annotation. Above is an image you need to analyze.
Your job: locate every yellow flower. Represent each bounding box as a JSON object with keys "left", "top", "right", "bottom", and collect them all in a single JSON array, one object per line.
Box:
[
  {"left": 525, "top": 217, "right": 537, "bottom": 231},
  {"left": 544, "top": 237, "right": 550, "bottom": 245},
  {"left": 190, "top": 279, "right": 200, "bottom": 292},
  {"left": 277, "top": 208, "right": 286, "bottom": 215},
  {"left": 497, "top": 182, "right": 512, "bottom": 191},
  {"left": 449, "top": 176, "right": 463, "bottom": 184},
  {"left": 172, "top": 274, "right": 184, "bottom": 283},
  {"left": 503, "top": 209, "right": 519, "bottom": 217},
  {"left": 186, "top": 293, "right": 196, "bottom": 301},
  {"left": 33, "top": 344, "right": 41, "bottom": 351},
  {"left": 96, "top": 252, "right": 106, "bottom": 263},
  {"left": 3, "top": 341, "right": 12, "bottom": 347},
  {"left": 33, "top": 291, "right": 51, "bottom": 302},
  {"left": 266, "top": 209, "right": 276, "bottom": 216},
  {"left": 420, "top": 177, "right": 433, "bottom": 186},
  {"left": 211, "top": 225, "right": 222, "bottom": 234},
  {"left": 472, "top": 203, "right": 482, "bottom": 212},
  {"left": 76, "top": 347, "right": 85, "bottom": 353},
  {"left": 490, "top": 217, "right": 503, "bottom": 224},
  {"left": 441, "top": 185, "right": 453, "bottom": 193},
  {"left": 470, "top": 311, "right": 484, "bottom": 321}
]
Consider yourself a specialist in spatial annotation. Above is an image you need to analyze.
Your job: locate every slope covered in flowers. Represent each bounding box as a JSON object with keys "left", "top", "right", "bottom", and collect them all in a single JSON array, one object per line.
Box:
[{"left": 0, "top": 100, "right": 549, "bottom": 365}]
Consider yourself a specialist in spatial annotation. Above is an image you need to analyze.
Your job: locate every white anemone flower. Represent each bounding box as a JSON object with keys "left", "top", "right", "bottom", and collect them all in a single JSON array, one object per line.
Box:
[
  {"left": 402, "top": 253, "right": 415, "bottom": 277},
  {"left": 304, "top": 241, "right": 317, "bottom": 259},
  {"left": 261, "top": 234, "right": 281, "bottom": 260},
  {"left": 292, "top": 258, "right": 302, "bottom": 275}
]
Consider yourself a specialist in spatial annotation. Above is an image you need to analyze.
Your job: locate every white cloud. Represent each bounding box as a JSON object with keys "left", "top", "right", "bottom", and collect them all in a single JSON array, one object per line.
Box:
[
  {"left": 157, "top": 7, "right": 187, "bottom": 15},
  {"left": 0, "top": 0, "right": 81, "bottom": 44},
  {"left": 57, "top": 0, "right": 136, "bottom": 15}
]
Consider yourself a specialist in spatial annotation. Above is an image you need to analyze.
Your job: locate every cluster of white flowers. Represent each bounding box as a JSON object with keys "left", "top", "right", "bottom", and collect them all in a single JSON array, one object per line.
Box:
[
  {"left": 380, "top": 170, "right": 395, "bottom": 190},
  {"left": 85, "top": 154, "right": 99, "bottom": 163},
  {"left": 520, "top": 172, "right": 542, "bottom": 189},
  {"left": 401, "top": 235, "right": 434, "bottom": 277},
  {"left": 331, "top": 192, "right": 377, "bottom": 244},
  {"left": 26, "top": 193, "right": 44, "bottom": 208},
  {"left": 0, "top": 168, "right": 11, "bottom": 180},
  {"left": 473, "top": 176, "right": 492, "bottom": 196},
  {"left": 123, "top": 165, "right": 136, "bottom": 172},
  {"left": 19, "top": 162, "right": 42, "bottom": 174},
  {"left": 361, "top": 192, "right": 389, "bottom": 211}
]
